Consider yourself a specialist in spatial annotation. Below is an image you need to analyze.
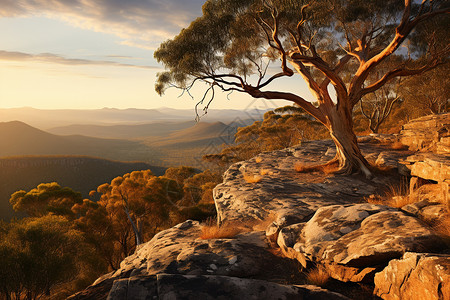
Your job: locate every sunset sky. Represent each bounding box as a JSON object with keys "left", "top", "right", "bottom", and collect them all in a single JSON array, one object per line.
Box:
[{"left": 0, "top": 0, "right": 306, "bottom": 110}]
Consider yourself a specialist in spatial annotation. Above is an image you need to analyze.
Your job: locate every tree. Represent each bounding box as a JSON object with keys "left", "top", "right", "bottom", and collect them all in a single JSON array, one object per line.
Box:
[
  {"left": 155, "top": 0, "right": 449, "bottom": 178},
  {"left": 10, "top": 182, "right": 82, "bottom": 218},
  {"left": 399, "top": 63, "right": 449, "bottom": 116},
  {"left": 359, "top": 76, "right": 402, "bottom": 134},
  {"left": 95, "top": 170, "right": 182, "bottom": 249},
  {"left": 0, "top": 216, "right": 82, "bottom": 300}
]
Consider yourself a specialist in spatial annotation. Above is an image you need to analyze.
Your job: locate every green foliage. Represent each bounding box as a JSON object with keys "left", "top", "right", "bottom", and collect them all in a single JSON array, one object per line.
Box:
[
  {"left": 0, "top": 215, "right": 83, "bottom": 300},
  {"left": 155, "top": 0, "right": 430, "bottom": 94},
  {"left": 164, "top": 166, "right": 198, "bottom": 186},
  {"left": 10, "top": 182, "right": 83, "bottom": 218}
]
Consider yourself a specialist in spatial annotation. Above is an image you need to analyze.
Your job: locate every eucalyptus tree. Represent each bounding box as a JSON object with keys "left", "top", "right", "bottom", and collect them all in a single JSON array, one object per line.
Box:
[{"left": 155, "top": 0, "right": 449, "bottom": 178}]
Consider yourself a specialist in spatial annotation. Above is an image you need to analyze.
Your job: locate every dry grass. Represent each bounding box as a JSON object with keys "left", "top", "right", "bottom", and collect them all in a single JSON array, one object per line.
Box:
[
  {"left": 255, "top": 157, "right": 263, "bottom": 163},
  {"left": 295, "top": 160, "right": 339, "bottom": 174},
  {"left": 243, "top": 173, "right": 263, "bottom": 183},
  {"left": 367, "top": 181, "right": 412, "bottom": 208},
  {"left": 199, "top": 219, "right": 246, "bottom": 240},
  {"left": 306, "top": 265, "right": 330, "bottom": 287}
]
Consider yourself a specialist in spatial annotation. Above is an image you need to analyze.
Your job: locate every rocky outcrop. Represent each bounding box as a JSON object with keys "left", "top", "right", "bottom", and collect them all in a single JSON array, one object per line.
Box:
[
  {"left": 214, "top": 138, "right": 412, "bottom": 226},
  {"left": 275, "top": 204, "right": 447, "bottom": 282},
  {"left": 108, "top": 274, "right": 351, "bottom": 300},
  {"left": 70, "top": 220, "right": 347, "bottom": 299},
  {"left": 374, "top": 252, "right": 450, "bottom": 300},
  {"left": 72, "top": 115, "right": 450, "bottom": 299},
  {"left": 400, "top": 113, "right": 450, "bottom": 154}
]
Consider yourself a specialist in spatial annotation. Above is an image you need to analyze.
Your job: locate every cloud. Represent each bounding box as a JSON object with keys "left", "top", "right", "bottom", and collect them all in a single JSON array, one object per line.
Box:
[
  {"left": 0, "top": 0, "right": 205, "bottom": 49},
  {"left": 0, "top": 50, "right": 160, "bottom": 69}
]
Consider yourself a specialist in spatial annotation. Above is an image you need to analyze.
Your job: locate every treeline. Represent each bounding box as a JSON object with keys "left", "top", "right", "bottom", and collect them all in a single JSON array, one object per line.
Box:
[
  {"left": 0, "top": 167, "right": 220, "bottom": 300},
  {"left": 0, "top": 156, "right": 166, "bottom": 220}
]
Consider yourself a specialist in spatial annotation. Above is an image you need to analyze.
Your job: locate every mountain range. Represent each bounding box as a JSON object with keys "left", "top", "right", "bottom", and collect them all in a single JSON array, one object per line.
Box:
[{"left": 0, "top": 107, "right": 267, "bottom": 220}]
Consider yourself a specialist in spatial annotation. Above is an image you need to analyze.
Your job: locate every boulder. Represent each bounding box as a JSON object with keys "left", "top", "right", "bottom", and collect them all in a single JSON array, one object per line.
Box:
[
  {"left": 374, "top": 252, "right": 450, "bottom": 300},
  {"left": 111, "top": 220, "right": 299, "bottom": 279},
  {"left": 277, "top": 204, "right": 447, "bottom": 282},
  {"left": 107, "top": 274, "right": 350, "bottom": 300}
]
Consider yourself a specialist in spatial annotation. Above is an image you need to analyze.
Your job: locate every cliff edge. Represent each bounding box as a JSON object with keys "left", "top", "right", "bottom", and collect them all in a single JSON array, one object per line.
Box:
[{"left": 69, "top": 113, "right": 449, "bottom": 300}]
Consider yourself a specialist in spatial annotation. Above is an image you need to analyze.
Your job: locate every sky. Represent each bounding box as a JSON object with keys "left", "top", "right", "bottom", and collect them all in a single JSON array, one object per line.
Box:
[{"left": 0, "top": 0, "right": 307, "bottom": 110}]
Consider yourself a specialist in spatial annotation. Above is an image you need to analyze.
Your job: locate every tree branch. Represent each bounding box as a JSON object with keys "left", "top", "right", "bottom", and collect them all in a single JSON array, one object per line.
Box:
[{"left": 242, "top": 86, "right": 327, "bottom": 125}]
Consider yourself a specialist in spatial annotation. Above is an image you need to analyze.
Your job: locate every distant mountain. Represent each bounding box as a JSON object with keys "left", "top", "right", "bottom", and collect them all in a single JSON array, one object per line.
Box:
[
  {"left": 0, "top": 107, "right": 269, "bottom": 129},
  {"left": 0, "top": 156, "right": 165, "bottom": 220},
  {"left": 0, "top": 121, "right": 163, "bottom": 164},
  {"left": 48, "top": 121, "right": 196, "bottom": 139}
]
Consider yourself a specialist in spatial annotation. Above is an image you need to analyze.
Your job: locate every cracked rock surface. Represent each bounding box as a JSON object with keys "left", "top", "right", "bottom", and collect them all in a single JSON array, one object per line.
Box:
[{"left": 374, "top": 252, "right": 450, "bottom": 300}]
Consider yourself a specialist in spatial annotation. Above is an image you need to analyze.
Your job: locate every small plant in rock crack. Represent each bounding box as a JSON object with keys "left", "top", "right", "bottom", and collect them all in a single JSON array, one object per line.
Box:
[
  {"left": 306, "top": 265, "right": 330, "bottom": 287},
  {"left": 199, "top": 218, "right": 245, "bottom": 239}
]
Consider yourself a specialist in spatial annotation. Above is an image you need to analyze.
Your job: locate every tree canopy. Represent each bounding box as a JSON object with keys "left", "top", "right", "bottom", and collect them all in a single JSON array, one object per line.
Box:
[{"left": 155, "top": 0, "right": 449, "bottom": 177}]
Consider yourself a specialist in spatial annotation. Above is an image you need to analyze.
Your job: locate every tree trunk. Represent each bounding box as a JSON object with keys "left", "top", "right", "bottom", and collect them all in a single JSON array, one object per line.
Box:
[{"left": 327, "top": 108, "right": 372, "bottom": 178}]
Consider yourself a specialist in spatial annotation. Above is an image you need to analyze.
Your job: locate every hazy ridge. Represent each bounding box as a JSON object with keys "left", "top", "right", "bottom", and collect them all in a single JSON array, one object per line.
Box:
[{"left": 0, "top": 108, "right": 266, "bottom": 220}]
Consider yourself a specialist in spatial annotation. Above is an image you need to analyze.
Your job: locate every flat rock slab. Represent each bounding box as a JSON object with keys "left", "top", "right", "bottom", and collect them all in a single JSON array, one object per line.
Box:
[
  {"left": 107, "top": 274, "right": 350, "bottom": 300},
  {"left": 215, "top": 139, "right": 411, "bottom": 226},
  {"left": 374, "top": 252, "right": 450, "bottom": 300},
  {"left": 114, "top": 220, "right": 284, "bottom": 278},
  {"left": 78, "top": 220, "right": 304, "bottom": 299}
]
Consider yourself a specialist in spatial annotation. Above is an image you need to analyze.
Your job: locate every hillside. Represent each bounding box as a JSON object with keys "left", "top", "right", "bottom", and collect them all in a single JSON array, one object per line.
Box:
[
  {"left": 47, "top": 121, "right": 196, "bottom": 139},
  {"left": 0, "top": 156, "right": 165, "bottom": 220},
  {"left": 0, "top": 121, "right": 163, "bottom": 164},
  {"left": 141, "top": 121, "right": 244, "bottom": 167}
]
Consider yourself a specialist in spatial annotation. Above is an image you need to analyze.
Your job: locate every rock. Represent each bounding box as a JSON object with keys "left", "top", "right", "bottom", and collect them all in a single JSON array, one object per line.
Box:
[
  {"left": 401, "top": 153, "right": 450, "bottom": 207},
  {"left": 276, "top": 204, "right": 447, "bottom": 282},
  {"left": 374, "top": 252, "right": 450, "bottom": 300},
  {"left": 155, "top": 274, "right": 350, "bottom": 300},
  {"left": 402, "top": 198, "right": 449, "bottom": 224},
  {"left": 408, "top": 153, "right": 450, "bottom": 183},
  {"left": 76, "top": 220, "right": 305, "bottom": 299},
  {"left": 321, "top": 211, "right": 446, "bottom": 266},
  {"left": 400, "top": 113, "right": 450, "bottom": 153},
  {"left": 215, "top": 139, "right": 410, "bottom": 226},
  {"left": 106, "top": 274, "right": 350, "bottom": 300},
  {"left": 107, "top": 276, "right": 157, "bottom": 300}
]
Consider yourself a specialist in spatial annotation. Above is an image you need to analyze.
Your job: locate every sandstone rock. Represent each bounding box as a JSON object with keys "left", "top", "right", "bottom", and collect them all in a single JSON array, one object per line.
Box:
[
  {"left": 155, "top": 274, "right": 350, "bottom": 300},
  {"left": 107, "top": 276, "right": 157, "bottom": 300},
  {"left": 276, "top": 204, "right": 447, "bottom": 282},
  {"left": 115, "top": 220, "right": 292, "bottom": 279},
  {"left": 215, "top": 139, "right": 410, "bottom": 226},
  {"left": 374, "top": 252, "right": 450, "bottom": 300},
  {"left": 106, "top": 274, "right": 350, "bottom": 300},
  {"left": 320, "top": 211, "right": 446, "bottom": 266},
  {"left": 401, "top": 153, "right": 450, "bottom": 206},
  {"left": 400, "top": 113, "right": 450, "bottom": 152},
  {"left": 76, "top": 219, "right": 305, "bottom": 299},
  {"left": 402, "top": 198, "right": 448, "bottom": 224}
]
